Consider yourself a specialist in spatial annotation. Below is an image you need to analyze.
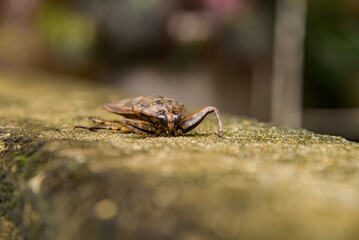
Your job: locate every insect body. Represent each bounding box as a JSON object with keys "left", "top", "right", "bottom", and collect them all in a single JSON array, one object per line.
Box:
[{"left": 75, "top": 96, "right": 225, "bottom": 138}]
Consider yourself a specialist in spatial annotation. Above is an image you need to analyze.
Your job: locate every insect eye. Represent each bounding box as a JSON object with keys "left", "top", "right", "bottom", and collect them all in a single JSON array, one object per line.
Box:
[
  {"left": 173, "top": 113, "right": 182, "bottom": 125},
  {"left": 157, "top": 114, "right": 168, "bottom": 126}
]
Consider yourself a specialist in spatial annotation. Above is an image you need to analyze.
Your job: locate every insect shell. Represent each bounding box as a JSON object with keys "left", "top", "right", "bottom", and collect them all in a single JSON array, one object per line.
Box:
[{"left": 75, "top": 96, "right": 225, "bottom": 138}]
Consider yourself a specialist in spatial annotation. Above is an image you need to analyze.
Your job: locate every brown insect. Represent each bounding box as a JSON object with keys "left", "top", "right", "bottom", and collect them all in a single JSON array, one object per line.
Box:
[{"left": 75, "top": 96, "right": 225, "bottom": 138}]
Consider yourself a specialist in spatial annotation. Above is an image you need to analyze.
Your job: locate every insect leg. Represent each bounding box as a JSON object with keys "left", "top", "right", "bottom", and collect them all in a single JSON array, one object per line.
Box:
[
  {"left": 89, "top": 116, "right": 122, "bottom": 125},
  {"left": 74, "top": 125, "right": 125, "bottom": 131},
  {"left": 121, "top": 119, "right": 156, "bottom": 137},
  {"left": 75, "top": 117, "right": 130, "bottom": 132},
  {"left": 178, "top": 106, "right": 225, "bottom": 138}
]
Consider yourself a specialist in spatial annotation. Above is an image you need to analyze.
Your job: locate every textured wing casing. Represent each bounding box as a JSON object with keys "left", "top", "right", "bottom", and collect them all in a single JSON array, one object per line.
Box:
[
  {"left": 162, "top": 96, "right": 184, "bottom": 113},
  {"left": 104, "top": 96, "right": 184, "bottom": 127},
  {"left": 134, "top": 96, "right": 184, "bottom": 117},
  {"left": 103, "top": 97, "right": 137, "bottom": 118}
]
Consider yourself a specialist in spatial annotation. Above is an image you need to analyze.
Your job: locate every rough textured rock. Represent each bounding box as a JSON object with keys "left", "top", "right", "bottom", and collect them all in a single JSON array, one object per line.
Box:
[{"left": 1, "top": 71, "right": 359, "bottom": 240}]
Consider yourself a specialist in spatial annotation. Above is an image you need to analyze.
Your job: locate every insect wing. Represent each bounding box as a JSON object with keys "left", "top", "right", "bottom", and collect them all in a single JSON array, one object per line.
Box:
[
  {"left": 137, "top": 96, "right": 184, "bottom": 116},
  {"left": 104, "top": 97, "right": 136, "bottom": 116}
]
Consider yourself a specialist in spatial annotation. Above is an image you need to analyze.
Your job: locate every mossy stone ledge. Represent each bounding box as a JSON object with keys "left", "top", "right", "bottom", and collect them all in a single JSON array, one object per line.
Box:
[{"left": 1, "top": 72, "right": 359, "bottom": 240}]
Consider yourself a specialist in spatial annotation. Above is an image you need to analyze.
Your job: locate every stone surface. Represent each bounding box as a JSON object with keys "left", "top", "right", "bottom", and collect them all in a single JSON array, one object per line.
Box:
[{"left": 1, "top": 71, "right": 359, "bottom": 240}]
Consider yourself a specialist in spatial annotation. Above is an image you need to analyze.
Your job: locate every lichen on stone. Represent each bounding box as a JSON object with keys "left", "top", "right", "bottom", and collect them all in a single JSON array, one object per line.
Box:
[{"left": 1, "top": 72, "right": 359, "bottom": 240}]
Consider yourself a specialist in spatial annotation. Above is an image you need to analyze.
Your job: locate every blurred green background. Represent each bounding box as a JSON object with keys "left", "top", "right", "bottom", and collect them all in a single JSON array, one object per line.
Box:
[
  {"left": 0, "top": 0, "right": 358, "bottom": 140},
  {"left": 304, "top": 0, "right": 359, "bottom": 108}
]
